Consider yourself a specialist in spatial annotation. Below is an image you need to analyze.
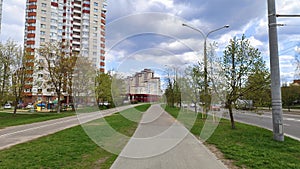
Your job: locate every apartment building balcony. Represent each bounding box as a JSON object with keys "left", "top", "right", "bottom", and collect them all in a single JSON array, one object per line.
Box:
[
  {"left": 73, "top": 27, "right": 81, "bottom": 33},
  {"left": 100, "top": 61, "right": 105, "bottom": 67},
  {"left": 73, "top": 33, "right": 80, "bottom": 39},
  {"left": 72, "top": 40, "right": 81, "bottom": 45},
  {"left": 73, "top": 47, "right": 81, "bottom": 52},
  {"left": 73, "top": 15, "right": 81, "bottom": 21},
  {"left": 74, "top": 3, "right": 81, "bottom": 8}
]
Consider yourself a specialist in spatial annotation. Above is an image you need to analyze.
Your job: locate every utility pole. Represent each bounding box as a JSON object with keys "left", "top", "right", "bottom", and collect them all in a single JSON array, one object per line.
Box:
[{"left": 267, "top": 0, "right": 284, "bottom": 141}]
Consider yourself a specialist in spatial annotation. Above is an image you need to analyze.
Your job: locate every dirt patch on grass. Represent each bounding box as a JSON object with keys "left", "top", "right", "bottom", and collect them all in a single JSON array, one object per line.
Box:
[
  {"left": 204, "top": 142, "right": 242, "bottom": 169},
  {"left": 93, "top": 157, "right": 109, "bottom": 169}
]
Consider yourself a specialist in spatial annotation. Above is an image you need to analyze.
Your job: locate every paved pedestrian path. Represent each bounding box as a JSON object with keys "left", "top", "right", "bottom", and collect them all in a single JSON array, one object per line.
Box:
[{"left": 110, "top": 104, "right": 227, "bottom": 169}]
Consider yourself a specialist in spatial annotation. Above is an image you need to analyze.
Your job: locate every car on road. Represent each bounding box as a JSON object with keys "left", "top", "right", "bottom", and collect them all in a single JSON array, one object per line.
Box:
[{"left": 4, "top": 103, "right": 12, "bottom": 109}]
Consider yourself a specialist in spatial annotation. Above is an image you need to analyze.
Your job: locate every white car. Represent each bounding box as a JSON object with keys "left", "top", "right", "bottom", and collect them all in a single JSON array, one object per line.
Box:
[
  {"left": 26, "top": 104, "right": 34, "bottom": 109},
  {"left": 4, "top": 103, "right": 12, "bottom": 109}
]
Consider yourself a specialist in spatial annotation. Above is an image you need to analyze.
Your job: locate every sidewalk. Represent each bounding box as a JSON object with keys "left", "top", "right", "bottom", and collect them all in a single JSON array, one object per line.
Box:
[{"left": 110, "top": 104, "right": 227, "bottom": 169}]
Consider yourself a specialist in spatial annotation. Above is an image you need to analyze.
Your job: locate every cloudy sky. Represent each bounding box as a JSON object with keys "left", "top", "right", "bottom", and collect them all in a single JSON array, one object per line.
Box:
[{"left": 1, "top": 0, "right": 300, "bottom": 83}]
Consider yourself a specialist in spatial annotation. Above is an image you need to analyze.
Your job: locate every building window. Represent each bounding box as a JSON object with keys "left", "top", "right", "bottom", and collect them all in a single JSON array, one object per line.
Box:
[
  {"left": 42, "top": 10, "right": 46, "bottom": 14},
  {"left": 94, "top": 14, "right": 98, "bottom": 19},
  {"left": 94, "top": 8, "right": 98, "bottom": 12},
  {"left": 40, "top": 38, "right": 45, "bottom": 42},
  {"left": 40, "top": 31, "right": 45, "bottom": 35},
  {"left": 42, "top": 3, "right": 47, "bottom": 7},
  {"left": 94, "top": 2, "right": 98, "bottom": 6},
  {"left": 41, "top": 17, "right": 46, "bottom": 22},
  {"left": 25, "top": 89, "right": 32, "bottom": 92},
  {"left": 38, "top": 74, "right": 44, "bottom": 78},
  {"left": 41, "top": 24, "right": 46, "bottom": 28},
  {"left": 50, "top": 25, "right": 57, "bottom": 29}
]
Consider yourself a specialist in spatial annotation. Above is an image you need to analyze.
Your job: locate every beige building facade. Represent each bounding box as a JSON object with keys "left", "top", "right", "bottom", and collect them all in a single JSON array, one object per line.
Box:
[{"left": 126, "top": 69, "right": 162, "bottom": 102}]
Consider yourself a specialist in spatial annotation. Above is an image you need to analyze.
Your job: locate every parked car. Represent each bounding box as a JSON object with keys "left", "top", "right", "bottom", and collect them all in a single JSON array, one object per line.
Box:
[
  {"left": 17, "top": 103, "right": 27, "bottom": 109},
  {"left": 26, "top": 103, "right": 34, "bottom": 109},
  {"left": 4, "top": 103, "right": 12, "bottom": 109},
  {"left": 211, "top": 104, "right": 221, "bottom": 111}
]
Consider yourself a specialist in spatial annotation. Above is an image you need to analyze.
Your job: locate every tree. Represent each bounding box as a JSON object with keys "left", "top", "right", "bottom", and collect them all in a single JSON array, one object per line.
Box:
[
  {"left": 38, "top": 42, "right": 77, "bottom": 113},
  {"left": 243, "top": 70, "right": 271, "bottom": 108},
  {"left": 72, "top": 57, "right": 96, "bottom": 109},
  {"left": 164, "top": 68, "right": 181, "bottom": 108},
  {"left": 222, "top": 35, "right": 268, "bottom": 129},
  {"left": 11, "top": 46, "right": 26, "bottom": 116},
  {"left": 95, "top": 72, "right": 113, "bottom": 108},
  {"left": 111, "top": 73, "right": 126, "bottom": 107},
  {"left": 0, "top": 40, "right": 18, "bottom": 105},
  {"left": 281, "top": 85, "right": 300, "bottom": 111}
]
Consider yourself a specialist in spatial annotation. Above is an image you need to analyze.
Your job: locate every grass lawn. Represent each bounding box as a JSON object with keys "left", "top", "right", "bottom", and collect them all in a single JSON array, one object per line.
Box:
[
  {"left": 0, "top": 111, "right": 75, "bottom": 129},
  {"left": 0, "top": 104, "right": 151, "bottom": 169},
  {"left": 165, "top": 106, "right": 300, "bottom": 169}
]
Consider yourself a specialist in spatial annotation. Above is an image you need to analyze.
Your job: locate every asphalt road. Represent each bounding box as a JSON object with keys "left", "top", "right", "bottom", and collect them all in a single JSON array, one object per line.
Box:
[
  {"left": 220, "top": 109, "right": 300, "bottom": 141},
  {"left": 0, "top": 105, "right": 136, "bottom": 150}
]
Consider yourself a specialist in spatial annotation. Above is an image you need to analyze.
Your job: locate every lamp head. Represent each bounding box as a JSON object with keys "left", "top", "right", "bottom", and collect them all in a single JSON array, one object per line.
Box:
[{"left": 224, "top": 25, "right": 230, "bottom": 28}]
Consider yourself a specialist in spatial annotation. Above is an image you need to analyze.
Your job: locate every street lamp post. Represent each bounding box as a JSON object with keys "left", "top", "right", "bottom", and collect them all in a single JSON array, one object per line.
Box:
[{"left": 182, "top": 23, "right": 229, "bottom": 116}]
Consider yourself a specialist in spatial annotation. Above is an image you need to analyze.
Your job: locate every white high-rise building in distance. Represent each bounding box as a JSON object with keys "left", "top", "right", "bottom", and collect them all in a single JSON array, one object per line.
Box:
[{"left": 23, "top": 0, "right": 107, "bottom": 103}]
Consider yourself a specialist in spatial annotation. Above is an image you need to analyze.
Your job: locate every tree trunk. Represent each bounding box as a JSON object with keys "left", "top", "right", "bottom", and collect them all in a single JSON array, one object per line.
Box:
[
  {"left": 228, "top": 103, "right": 236, "bottom": 129},
  {"left": 1, "top": 64, "right": 7, "bottom": 104},
  {"left": 57, "top": 93, "right": 61, "bottom": 113},
  {"left": 13, "top": 100, "right": 18, "bottom": 116}
]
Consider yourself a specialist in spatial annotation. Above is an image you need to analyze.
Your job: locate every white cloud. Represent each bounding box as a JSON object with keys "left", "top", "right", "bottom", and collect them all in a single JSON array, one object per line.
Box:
[
  {"left": 2, "top": 0, "right": 299, "bottom": 83},
  {"left": 295, "top": 46, "right": 300, "bottom": 54},
  {"left": 0, "top": 0, "right": 25, "bottom": 43}
]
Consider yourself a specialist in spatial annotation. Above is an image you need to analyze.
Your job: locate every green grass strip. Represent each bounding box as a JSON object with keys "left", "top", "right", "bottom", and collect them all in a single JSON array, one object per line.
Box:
[
  {"left": 0, "top": 104, "right": 151, "bottom": 169},
  {"left": 0, "top": 112, "right": 75, "bottom": 129},
  {"left": 164, "top": 105, "right": 300, "bottom": 169}
]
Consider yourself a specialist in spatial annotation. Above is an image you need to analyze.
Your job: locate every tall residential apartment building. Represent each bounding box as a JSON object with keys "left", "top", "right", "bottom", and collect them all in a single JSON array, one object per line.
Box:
[{"left": 24, "top": 0, "right": 107, "bottom": 103}]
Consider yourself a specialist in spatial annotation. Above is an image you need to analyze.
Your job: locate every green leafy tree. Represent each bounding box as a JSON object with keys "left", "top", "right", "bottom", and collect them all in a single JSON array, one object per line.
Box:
[
  {"left": 222, "top": 35, "right": 267, "bottom": 129},
  {"left": 243, "top": 70, "right": 271, "bottom": 108},
  {"left": 111, "top": 73, "right": 126, "bottom": 107},
  {"left": 281, "top": 86, "right": 300, "bottom": 111},
  {"left": 164, "top": 68, "right": 181, "bottom": 108},
  {"left": 95, "top": 72, "right": 113, "bottom": 108}
]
